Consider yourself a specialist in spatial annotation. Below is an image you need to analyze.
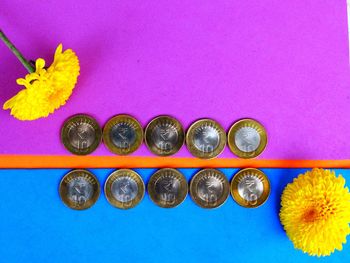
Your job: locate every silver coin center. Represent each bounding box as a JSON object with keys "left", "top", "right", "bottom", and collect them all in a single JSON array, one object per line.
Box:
[
  {"left": 111, "top": 177, "right": 138, "bottom": 202},
  {"left": 68, "top": 123, "right": 95, "bottom": 149},
  {"left": 237, "top": 175, "right": 264, "bottom": 201},
  {"left": 197, "top": 176, "right": 223, "bottom": 201},
  {"left": 111, "top": 123, "right": 136, "bottom": 149},
  {"left": 234, "top": 127, "right": 260, "bottom": 152},
  {"left": 67, "top": 177, "right": 93, "bottom": 204},
  {"left": 155, "top": 176, "right": 180, "bottom": 202},
  {"left": 193, "top": 126, "right": 220, "bottom": 153},
  {"left": 151, "top": 125, "right": 178, "bottom": 151}
]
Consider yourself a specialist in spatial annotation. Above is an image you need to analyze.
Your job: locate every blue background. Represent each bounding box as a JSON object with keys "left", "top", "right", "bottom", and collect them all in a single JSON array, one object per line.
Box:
[{"left": 0, "top": 168, "right": 349, "bottom": 263}]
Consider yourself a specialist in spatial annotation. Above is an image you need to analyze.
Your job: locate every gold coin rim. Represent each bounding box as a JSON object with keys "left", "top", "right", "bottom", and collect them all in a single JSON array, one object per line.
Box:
[
  {"left": 189, "top": 168, "right": 230, "bottom": 209},
  {"left": 102, "top": 114, "right": 143, "bottom": 155},
  {"left": 59, "top": 169, "right": 101, "bottom": 210},
  {"left": 104, "top": 169, "right": 145, "bottom": 209},
  {"left": 186, "top": 119, "right": 227, "bottom": 159},
  {"left": 61, "top": 114, "right": 102, "bottom": 155},
  {"left": 230, "top": 168, "right": 270, "bottom": 208},
  {"left": 147, "top": 168, "right": 188, "bottom": 208},
  {"left": 227, "top": 118, "right": 267, "bottom": 159},
  {"left": 144, "top": 115, "right": 185, "bottom": 156}
]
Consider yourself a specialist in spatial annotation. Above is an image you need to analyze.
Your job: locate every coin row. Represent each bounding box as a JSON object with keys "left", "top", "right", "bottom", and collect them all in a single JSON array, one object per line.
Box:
[
  {"left": 59, "top": 168, "right": 270, "bottom": 210},
  {"left": 61, "top": 114, "right": 267, "bottom": 159}
]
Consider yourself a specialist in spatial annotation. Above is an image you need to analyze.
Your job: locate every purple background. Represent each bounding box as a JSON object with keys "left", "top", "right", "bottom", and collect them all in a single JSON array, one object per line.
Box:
[{"left": 0, "top": 1, "right": 349, "bottom": 159}]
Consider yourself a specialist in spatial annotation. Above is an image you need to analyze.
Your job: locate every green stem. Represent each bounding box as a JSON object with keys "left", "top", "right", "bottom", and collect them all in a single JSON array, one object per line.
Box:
[{"left": 0, "top": 29, "right": 35, "bottom": 73}]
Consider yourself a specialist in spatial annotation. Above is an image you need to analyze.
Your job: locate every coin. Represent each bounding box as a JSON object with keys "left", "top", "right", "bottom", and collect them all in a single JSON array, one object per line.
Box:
[
  {"left": 59, "top": 169, "right": 100, "bottom": 210},
  {"left": 186, "top": 119, "right": 226, "bottom": 159},
  {"left": 227, "top": 118, "right": 267, "bottom": 158},
  {"left": 148, "top": 168, "right": 188, "bottom": 208},
  {"left": 103, "top": 115, "right": 143, "bottom": 155},
  {"left": 190, "top": 169, "right": 229, "bottom": 209},
  {"left": 230, "top": 168, "right": 270, "bottom": 208},
  {"left": 145, "top": 116, "right": 185, "bottom": 156},
  {"left": 104, "top": 169, "right": 145, "bottom": 209},
  {"left": 61, "top": 114, "right": 102, "bottom": 155}
]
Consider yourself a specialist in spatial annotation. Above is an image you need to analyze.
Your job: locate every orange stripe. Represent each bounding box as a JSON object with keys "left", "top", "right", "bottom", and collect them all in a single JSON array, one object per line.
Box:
[{"left": 0, "top": 155, "right": 348, "bottom": 169}]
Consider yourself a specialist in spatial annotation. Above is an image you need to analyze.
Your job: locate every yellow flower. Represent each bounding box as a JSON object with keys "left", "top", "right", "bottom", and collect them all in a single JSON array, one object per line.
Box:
[
  {"left": 280, "top": 168, "right": 350, "bottom": 257},
  {"left": 3, "top": 44, "right": 80, "bottom": 120}
]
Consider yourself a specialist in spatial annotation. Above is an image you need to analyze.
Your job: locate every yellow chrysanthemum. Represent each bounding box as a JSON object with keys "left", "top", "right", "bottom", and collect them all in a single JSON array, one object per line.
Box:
[
  {"left": 3, "top": 44, "right": 80, "bottom": 120},
  {"left": 280, "top": 168, "right": 350, "bottom": 257}
]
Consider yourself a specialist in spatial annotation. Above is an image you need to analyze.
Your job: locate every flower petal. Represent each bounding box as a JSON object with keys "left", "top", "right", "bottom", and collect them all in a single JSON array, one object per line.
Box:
[{"left": 35, "top": 58, "right": 45, "bottom": 71}]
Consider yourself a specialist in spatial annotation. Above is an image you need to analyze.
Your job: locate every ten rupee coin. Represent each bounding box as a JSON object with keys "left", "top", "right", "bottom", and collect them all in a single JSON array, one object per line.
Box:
[
  {"left": 190, "top": 169, "right": 229, "bottom": 209},
  {"left": 186, "top": 119, "right": 226, "bottom": 159},
  {"left": 228, "top": 118, "right": 267, "bottom": 159},
  {"left": 104, "top": 169, "right": 145, "bottom": 209},
  {"left": 230, "top": 168, "right": 270, "bottom": 208},
  {"left": 59, "top": 169, "right": 100, "bottom": 210},
  {"left": 145, "top": 116, "right": 184, "bottom": 156},
  {"left": 103, "top": 114, "right": 143, "bottom": 155},
  {"left": 61, "top": 114, "right": 102, "bottom": 155},
  {"left": 148, "top": 168, "right": 188, "bottom": 208}
]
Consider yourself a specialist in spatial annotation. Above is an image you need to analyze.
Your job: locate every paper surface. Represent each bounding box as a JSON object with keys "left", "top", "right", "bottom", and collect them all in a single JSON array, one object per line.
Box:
[
  {"left": 0, "top": 1, "right": 349, "bottom": 159},
  {"left": 1, "top": 168, "right": 349, "bottom": 262}
]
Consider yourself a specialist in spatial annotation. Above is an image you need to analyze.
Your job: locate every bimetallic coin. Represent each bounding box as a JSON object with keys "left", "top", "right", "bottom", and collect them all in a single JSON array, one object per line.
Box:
[
  {"left": 148, "top": 168, "right": 188, "bottom": 208},
  {"left": 190, "top": 169, "right": 229, "bottom": 209},
  {"left": 103, "top": 115, "right": 143, "bottom": 155},
  {"left": 228, "top": 119, "right": 267, "bottom": 158},
  {"left": 61, "top": 114, "right": 102, "bottom": 155},
  {"left": 104, "top": 169, "right": 145, "bottom": 209},
  {"left": 145, "top": 116, "right": 184, "bottom": 156},
  {"left": 230, "top": 168, "right": 270, "bottom": 208},
  {"left": 186, "top": 119, "right": 226, "bottom": 159},
  {"left": 59, "top": 169, "right": 100, "bottom": 210}
]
